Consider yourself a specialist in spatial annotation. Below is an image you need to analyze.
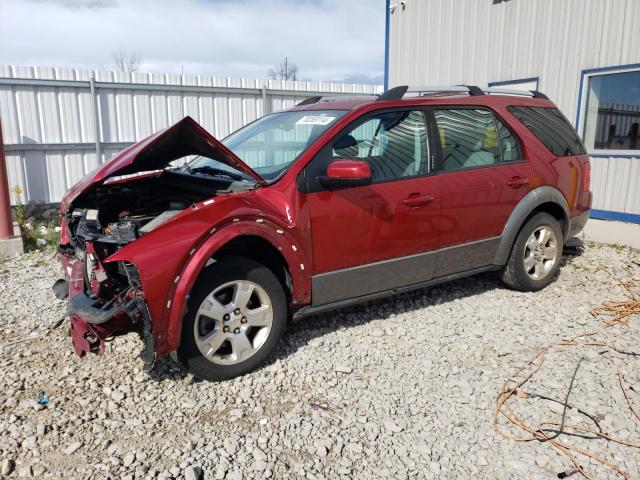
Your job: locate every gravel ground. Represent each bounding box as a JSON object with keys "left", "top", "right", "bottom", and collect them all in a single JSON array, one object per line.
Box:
[{"left": 0, "top": 243, "right": 639, "bottom": 480}]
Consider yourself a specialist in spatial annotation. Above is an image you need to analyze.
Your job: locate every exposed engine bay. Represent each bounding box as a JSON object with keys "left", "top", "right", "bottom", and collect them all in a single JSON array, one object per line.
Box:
[{"left": 69, "top": 170, "right": 253, "bottom": 247}]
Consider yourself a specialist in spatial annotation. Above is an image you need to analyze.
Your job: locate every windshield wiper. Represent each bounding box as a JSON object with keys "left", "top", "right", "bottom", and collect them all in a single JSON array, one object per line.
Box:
[{"left": 183, "top": 165, "right": 245, "bottom": 181}]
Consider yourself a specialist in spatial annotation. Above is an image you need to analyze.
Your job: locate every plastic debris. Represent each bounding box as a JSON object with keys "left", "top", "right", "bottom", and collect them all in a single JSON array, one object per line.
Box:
[
  {"left": 309, "top": 402, "right": 329, "bottom": 411},
  {"left": 563, "top": 237, "right": 585, "bottom": 256},
  {"left": 37, "top": 391, "right": 49, "bottom": 405},
  {"left": 558, "top": 466, "right": 582, "bottom": 478}
]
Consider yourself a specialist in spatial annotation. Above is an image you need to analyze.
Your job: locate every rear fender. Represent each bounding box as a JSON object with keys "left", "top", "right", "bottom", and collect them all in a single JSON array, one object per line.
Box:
[
  {"left": 493, "top": 186, "right": 569, "bottom": 266},
  {"left": 162, "top": 220, "right": 309, "bottom": 355}
]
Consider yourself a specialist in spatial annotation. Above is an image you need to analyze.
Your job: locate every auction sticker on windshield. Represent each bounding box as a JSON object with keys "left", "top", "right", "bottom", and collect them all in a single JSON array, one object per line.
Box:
[{"left": 296, "top": 115, "right": 336, "bottom": 126}]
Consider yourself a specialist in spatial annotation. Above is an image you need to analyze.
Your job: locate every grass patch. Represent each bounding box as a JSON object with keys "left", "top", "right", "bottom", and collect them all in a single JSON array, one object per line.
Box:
[{"left": 12, "top": 186, "right": 60, "bottom": 252}]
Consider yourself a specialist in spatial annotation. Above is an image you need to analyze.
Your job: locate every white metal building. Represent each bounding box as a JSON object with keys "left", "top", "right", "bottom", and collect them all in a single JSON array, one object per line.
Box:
[{"left": 385, "top": 0, "right": 640, "bottom": 223}]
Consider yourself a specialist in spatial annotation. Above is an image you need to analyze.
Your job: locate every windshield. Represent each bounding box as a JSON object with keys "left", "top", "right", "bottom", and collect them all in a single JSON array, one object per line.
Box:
[{"left": 187, "top": 110, "right": 346, "bottom": 183}]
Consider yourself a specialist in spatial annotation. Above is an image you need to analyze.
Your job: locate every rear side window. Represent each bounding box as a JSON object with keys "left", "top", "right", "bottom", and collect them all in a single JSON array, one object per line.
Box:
[
  {"left": 434, "top": 108, "right": 523, "bottom": 171},
  {"left": 508, "top": 106, "right": 586, "bottom": 156}
]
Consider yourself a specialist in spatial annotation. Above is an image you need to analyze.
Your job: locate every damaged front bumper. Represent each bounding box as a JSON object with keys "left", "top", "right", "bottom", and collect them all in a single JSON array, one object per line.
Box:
[{"left": 55, "top": 249, "right": 157, "bottom": 369}]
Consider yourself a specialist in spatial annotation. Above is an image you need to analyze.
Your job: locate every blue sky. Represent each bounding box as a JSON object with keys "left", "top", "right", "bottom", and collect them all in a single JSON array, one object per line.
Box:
[{"left": 0, "top": 0, "right": 385, "bottom": 83}]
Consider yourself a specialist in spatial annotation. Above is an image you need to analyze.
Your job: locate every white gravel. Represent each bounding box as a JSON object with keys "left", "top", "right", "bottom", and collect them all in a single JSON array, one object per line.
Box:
[{"left": 0, "top": 243, "right": 639, "bottom": 479}]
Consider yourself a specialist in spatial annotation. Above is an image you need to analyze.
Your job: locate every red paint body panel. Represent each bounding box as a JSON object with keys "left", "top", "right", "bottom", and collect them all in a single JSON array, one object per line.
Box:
[
  {"left": 307, "top": 176, "right": 441, "bottom": 273},
  {"left": 437, "top": 162, "right": 534, "bottom": 246}
]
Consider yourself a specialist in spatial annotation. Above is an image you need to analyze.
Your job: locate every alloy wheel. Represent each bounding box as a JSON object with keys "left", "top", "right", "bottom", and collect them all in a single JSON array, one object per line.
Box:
[
  {"left": 194, "top": 280, "right": 273, "bottom": 365},
  {"left": 523, "top": 225, "right": 558, "bottom": 280}
]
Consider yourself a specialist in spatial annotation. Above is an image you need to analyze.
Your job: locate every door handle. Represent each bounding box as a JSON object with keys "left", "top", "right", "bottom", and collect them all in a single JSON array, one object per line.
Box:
[
  {"left": 507, "top": 176, "right": 529, "bottom": 188},
  {"left": 402, "top": 193, "right": 435, "bottom": 207}
]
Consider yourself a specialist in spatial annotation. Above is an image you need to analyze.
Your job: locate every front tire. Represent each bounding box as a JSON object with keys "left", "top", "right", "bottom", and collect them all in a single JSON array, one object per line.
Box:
[
  {"left": 177, "top": 256, "right": 287, "bottom": 381},
  {"left": 501, "top": 212, "right": 563, "bottom": 292}
]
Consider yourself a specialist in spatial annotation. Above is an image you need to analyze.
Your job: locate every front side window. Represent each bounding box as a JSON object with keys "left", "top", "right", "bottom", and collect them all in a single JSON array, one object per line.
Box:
[
  {"left": 331, "top": 110, "right": 428, "bottom": 181},
  {"left": 582, "top": 69, "right": 640, "bottom": 153},
  {"left": 508, "top": 106, "right": 586, "bottom": 157},
  {"left": 434, "top": 108, "right": 523, "bottom": 171}
]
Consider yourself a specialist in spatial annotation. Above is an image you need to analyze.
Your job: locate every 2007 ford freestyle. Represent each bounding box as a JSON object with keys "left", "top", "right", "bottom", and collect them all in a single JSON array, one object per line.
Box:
[{"left": 55, "top": 85, "right": 592, "bottom": 381}]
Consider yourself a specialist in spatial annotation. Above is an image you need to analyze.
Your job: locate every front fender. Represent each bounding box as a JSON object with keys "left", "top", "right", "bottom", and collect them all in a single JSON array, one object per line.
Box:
[
  {"left": 161, "top": 220, "right": 309, "bottom": 354},
  {"left": 104, "top": 194, "right": 309, "bottom": 356}
]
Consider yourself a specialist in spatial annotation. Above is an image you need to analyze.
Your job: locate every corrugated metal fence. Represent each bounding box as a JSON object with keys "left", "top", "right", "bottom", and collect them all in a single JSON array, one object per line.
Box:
[{"left": 0, "top": 65, "right": 381, "bottom": 203}]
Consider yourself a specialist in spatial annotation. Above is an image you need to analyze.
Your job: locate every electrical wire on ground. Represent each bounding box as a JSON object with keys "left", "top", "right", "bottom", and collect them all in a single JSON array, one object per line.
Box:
[{"left": 494, "top": 272, "right": 640, "bottom": 479}]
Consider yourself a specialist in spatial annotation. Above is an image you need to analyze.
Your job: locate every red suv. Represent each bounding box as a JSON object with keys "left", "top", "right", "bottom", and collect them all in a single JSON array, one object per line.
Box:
[{"left": 55, "top": 85, "right": 592, "bottom": 380}]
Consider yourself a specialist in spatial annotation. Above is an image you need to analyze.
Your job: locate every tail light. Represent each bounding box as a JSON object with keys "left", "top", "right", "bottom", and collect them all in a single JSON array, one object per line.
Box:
[{"left": 582, "top": 160, "right": 591, "bottom": 192}]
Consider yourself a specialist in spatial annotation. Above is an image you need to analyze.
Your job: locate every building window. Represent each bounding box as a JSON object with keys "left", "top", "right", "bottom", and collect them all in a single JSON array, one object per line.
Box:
[{"left": 582, "top": 68, "right": 640, "bottom": 153}]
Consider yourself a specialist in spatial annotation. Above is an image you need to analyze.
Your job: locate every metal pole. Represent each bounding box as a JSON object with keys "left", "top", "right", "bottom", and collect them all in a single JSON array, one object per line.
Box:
[
  {"left": 0, "top": 115, "right": 14, "bottom": 239},
  {"left": 261, "top": 87, "right": 271, "bottom": 115},
  {"left": 89, "top": 77, "right": 102, "bottom": 162}
]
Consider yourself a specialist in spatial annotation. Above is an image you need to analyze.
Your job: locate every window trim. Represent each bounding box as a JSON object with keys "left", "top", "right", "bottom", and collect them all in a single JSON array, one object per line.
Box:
[
  {"left": 576, "top": 63, "right": 640, "bottom": 158},
  {"left": 299, "top": 106, "right": 437, "bottom": 193},
  {"left": 430, "top": 105, "right": 528, "bottom": 174}
]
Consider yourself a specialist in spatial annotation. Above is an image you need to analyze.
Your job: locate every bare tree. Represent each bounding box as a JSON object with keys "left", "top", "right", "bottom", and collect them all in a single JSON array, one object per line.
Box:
[
  {"left": 113, "top": 48, "right": 142, "bottom": 73},
  {"left": 268, "top": 57, "right": 298, "bottom": 81}
]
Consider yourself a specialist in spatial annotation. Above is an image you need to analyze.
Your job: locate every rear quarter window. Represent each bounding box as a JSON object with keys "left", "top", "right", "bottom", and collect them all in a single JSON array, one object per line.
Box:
[{"left": 507, "top": 106, "right": 586, "bottom": 157}]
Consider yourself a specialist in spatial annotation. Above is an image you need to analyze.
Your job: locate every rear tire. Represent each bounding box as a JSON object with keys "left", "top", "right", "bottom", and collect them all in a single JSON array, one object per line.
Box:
[
  {"left": 177, "top": 256, "right": 287, "bottom": 381},
  {"left": 501, "top": 212, "right": 563, "bottom": 292}
]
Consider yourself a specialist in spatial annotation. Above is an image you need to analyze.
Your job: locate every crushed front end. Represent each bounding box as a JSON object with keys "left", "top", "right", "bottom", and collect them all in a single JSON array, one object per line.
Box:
[
  {"left": 53, "top": 116, "right": 266, "bottom": 368},
  {"left": 56, "top": 211, "right": 157, "bottom": 368}
]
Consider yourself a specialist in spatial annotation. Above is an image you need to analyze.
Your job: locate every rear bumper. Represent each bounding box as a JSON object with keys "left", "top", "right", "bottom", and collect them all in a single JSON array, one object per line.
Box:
[{"left": 568, "top": 210, "right": 590, "bottom": 239}]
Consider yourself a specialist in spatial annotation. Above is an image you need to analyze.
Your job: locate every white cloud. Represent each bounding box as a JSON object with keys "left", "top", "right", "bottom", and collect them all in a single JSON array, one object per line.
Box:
[{"left": 0, "top": 0, "right": 384, "bottom": 82}]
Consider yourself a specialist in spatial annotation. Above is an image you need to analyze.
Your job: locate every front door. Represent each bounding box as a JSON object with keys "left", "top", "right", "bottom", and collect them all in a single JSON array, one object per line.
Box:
[
  {"left": 301, "top": 109, "right": 441, "bottom": 306},
  {"left": 430, "top": 107, "right": 534, "bottom": 276}
]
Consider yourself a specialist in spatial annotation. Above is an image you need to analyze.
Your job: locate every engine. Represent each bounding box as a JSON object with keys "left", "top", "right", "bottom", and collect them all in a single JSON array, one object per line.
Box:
[{"left": 74, "top": 205, "right": 185, "bottom": 245}]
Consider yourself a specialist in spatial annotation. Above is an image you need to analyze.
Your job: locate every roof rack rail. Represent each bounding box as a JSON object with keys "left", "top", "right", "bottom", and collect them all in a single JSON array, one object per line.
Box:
[
  {"left": 532, "top": 90, "right": 549, "bottom": 100},
  {"left": 405, "top": 85, "right": 477, "bottom": 96},
  {"left": 377, "top": 85, "right": 408, "bottom": 101},
  {"left": 377, "top": 85, "right": 551, "bottom": 102},
  {"left": 298, "top": 86, "right": 550, "bottom": 106},
  {"left": 484, "top": 86, "right": 535, "bottom": 96},
  {"left": 296, "top": 95, "right": 378, "bottom": 107},
  {"left": 296, "top": 96, "right": 322, "bottom": 106},
  {"left": 465, "top": 85, "right": 485, "bottom": 96},
  {"left": 483, "top": 87, "right": 550, "bottom": 99}
]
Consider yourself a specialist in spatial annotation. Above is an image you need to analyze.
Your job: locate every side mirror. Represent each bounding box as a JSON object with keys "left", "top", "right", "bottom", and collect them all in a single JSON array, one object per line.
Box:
[{"left": 318, "top": 159, "right": 372, "bottom": 189}]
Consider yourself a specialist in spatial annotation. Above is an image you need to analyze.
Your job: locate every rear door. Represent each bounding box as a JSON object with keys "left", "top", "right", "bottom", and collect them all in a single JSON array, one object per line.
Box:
[
  {"left": 430, "top": 107, "right": 534, "bottom": 276},
  {"left": 301, "top": 108, "right": 441, "bottom": 306}
]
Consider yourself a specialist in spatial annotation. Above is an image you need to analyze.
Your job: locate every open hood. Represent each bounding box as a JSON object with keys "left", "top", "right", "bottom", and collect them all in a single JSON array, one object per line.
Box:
[{"left": 61, "top": 116, "right": 265, "bottom": 211}]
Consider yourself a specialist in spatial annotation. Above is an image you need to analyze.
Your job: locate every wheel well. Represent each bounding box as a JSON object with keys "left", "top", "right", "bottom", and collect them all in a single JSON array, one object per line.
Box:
[
  {"left": 529, "top": 202, "right": 569, "bottom": 238},
  {"left": 212, "top": 235, "right": 292, "bottom": 299}
]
